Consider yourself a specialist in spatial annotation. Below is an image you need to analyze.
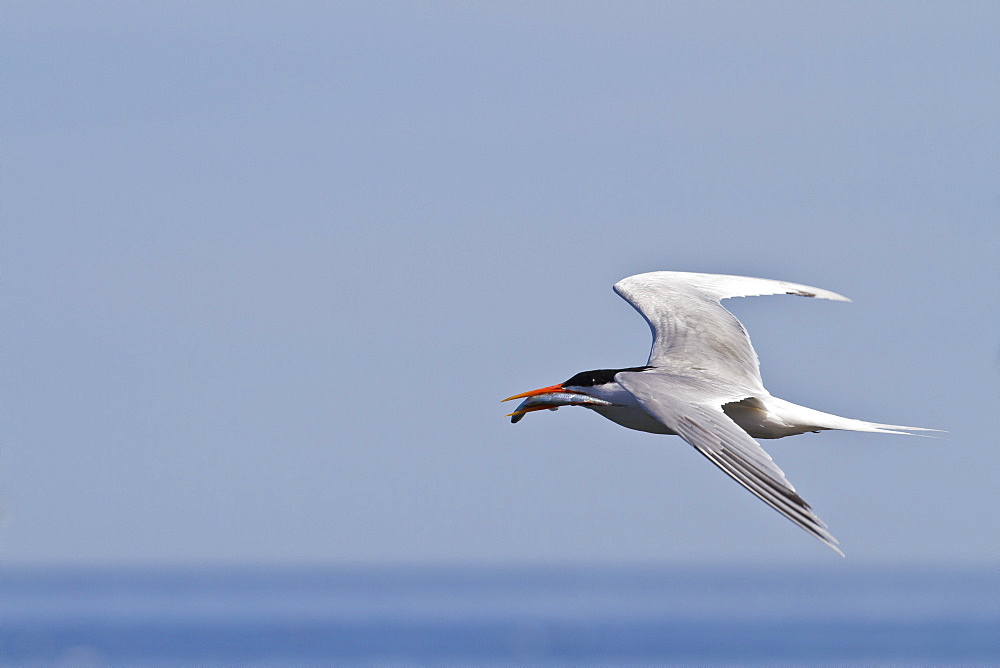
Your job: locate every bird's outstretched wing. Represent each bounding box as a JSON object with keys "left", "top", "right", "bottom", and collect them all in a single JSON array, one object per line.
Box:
[
  {"left": 615, "top": 370, "right": 842, "bottom": 555},
  {"left": 613, "top": 271, "right": 849, "bottom": 392}
]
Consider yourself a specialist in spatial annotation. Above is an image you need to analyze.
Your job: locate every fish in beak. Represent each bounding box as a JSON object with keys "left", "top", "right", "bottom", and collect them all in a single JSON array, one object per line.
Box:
[{"left": 502, "top": 384, "right": 614, "bottom": 423}]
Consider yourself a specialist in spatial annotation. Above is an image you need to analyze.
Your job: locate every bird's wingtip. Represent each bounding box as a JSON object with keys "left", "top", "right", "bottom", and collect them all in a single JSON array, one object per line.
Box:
[{"left": 784, "top": 288, "right": 851, "bottom": 303}]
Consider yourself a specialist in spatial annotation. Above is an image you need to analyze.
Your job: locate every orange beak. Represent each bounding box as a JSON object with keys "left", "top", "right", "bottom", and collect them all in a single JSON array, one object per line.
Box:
[
  {"left": 502, "top": 384, "right": 570, "bottom": 402},
  {"left": 502, "top": 383, "right": 586, "bottom": 419}
]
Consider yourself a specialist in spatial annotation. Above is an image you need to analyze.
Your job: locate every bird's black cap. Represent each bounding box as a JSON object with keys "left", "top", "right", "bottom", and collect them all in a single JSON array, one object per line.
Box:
[{"left": 563, "top": 366, "right": 652, "bottom": 388}]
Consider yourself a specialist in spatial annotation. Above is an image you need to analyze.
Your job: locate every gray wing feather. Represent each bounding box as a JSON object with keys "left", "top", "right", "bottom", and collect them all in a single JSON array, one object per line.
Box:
[
  {"left": 615, "top": 371, "right": 843, "bottom": 555},
  {"left": 613, "top": 271, "right": 849, "bottom": 392}
]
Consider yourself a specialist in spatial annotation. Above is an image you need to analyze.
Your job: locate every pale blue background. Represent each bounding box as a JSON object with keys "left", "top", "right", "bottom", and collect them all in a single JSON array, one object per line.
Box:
[{"left": 4, "top": 2, "right": 997, "bottom": 567}]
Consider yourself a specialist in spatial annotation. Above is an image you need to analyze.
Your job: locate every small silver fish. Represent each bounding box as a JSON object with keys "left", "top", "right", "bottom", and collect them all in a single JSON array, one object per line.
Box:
[{"left": 507, "top": 392, "right": 615, "bottom": 423}]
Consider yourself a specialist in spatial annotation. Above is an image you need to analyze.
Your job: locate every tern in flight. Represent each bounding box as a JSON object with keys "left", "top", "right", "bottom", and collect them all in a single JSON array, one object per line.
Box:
[{"left": 504, "top": 271, "right": 935, "bottom": 555}]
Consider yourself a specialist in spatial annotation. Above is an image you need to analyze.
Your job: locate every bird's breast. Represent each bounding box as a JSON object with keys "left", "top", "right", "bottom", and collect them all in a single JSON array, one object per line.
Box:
[
  {"left": 580, "top": 382, "right": 677, "bottom": 435},
  {"left": 591, "top": 404, "right": 678, "bottom": 435}
]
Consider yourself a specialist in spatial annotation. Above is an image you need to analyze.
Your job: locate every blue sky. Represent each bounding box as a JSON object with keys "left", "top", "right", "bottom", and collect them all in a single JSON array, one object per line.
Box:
[{"left": 4, "top": 2, "right": 997, "bottom": 567}]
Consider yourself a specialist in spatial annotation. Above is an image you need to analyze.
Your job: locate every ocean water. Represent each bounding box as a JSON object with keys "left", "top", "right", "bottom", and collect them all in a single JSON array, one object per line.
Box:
[{"left": 3, "top": 566, "right": 997, "bottom": 666}]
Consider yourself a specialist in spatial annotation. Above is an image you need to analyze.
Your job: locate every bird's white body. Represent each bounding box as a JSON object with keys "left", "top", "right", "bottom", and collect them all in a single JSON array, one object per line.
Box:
[
  {"left": 588, "top": 391, "right": 805, "bottom": 438},
  {"left": 505, "top": 270, "right": 936, "bottom": 555},
  {"left": 587, "top": 384, "right": 919, "bottom": 440}
]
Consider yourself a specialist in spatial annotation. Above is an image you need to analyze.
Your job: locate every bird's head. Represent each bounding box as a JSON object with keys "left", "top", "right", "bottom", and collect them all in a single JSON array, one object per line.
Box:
[{"left": 502, "top": 369, "right": 629, "bottom": 423}]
